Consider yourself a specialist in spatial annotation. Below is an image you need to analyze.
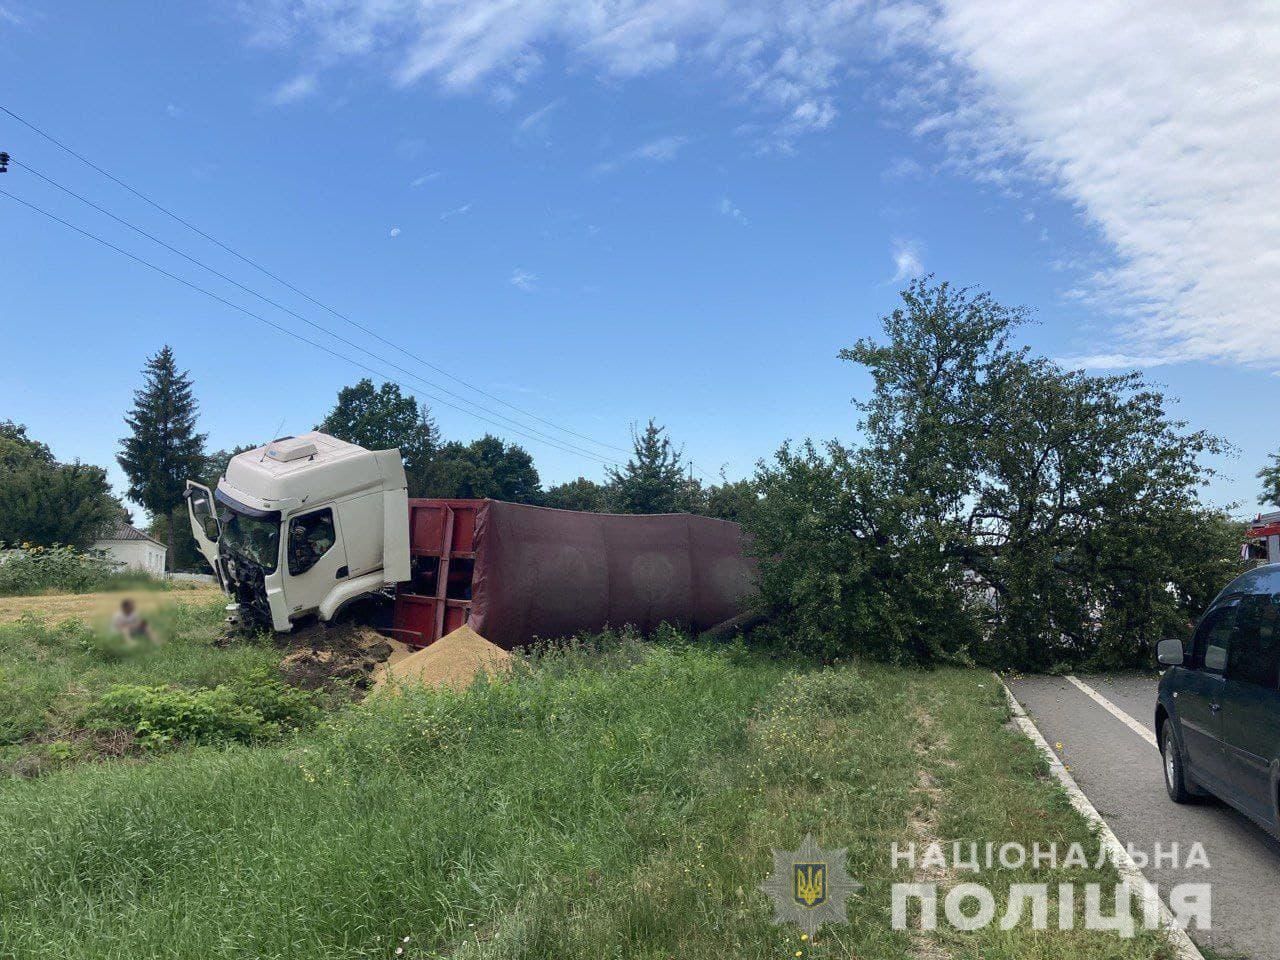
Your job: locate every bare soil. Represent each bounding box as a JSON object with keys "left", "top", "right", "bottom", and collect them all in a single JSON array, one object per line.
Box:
[{"left": 276, "top": 620, "right": 410, "bottom": 694}]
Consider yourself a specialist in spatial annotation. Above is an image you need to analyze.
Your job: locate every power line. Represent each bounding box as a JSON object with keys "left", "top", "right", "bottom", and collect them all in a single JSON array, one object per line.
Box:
[
  {"left": 0, "top": 103, "right": 632, "bottom": 457},
  {"left": 0, "top": 187, "right": 618, "bottom": 468},
  {"left": 8, "top": 157, "right": 615, "bottom": 463}
]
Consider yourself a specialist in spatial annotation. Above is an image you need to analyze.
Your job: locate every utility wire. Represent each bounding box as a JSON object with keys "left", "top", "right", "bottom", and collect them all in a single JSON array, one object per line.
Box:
[
  {"left": 9, "top": 157, "right": 615, "bottom": 463},
  {"left": 0, "top": 103, "right": 631, "bottom": 457},
  {"left": 0, "top": 188, "right": 618, "bottom": 468}
]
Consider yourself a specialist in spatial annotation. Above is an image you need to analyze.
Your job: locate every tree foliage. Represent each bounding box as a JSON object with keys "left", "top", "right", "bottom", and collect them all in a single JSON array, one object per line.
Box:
[
  {"left": 310, "top": 382, "right": 750, "bottom": 521},
  {"left": 117, "top": 347, "right": 207, "bottom": 569},
  {"left": 1258, "top": 453, "right": 1280, "bottom": 508},
  {"left": 202, "top": 445, "right": 259, "bottom": 488},
  {"left": 748, "top": 278, "right": 1240, "bottom": 669},
  {"left": 318, "top": 379, "right": 438, "bottom": 477},
  {"left": 543, "top": 477, "right": 610, "bottom": 512},
  {"left": 606, "top": 420, "right": 699, "bottom": 515},
  {"left": 700, "top": 477, "right": 760, "bottom": 524},
  {"left": 0, "top": 421, "right": 122, "bottom": 549},
  {"left": 418, "top": 436, "right": 541, "bottom": 502}
]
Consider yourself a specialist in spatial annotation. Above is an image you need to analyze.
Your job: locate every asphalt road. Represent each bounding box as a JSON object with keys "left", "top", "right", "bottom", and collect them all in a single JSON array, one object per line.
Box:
[{"left": 1009, "top": 673, "right": 1280, "bottom": 960}]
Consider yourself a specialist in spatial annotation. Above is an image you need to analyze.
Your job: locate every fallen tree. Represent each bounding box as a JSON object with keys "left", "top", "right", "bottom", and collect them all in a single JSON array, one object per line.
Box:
[{"left": 747, "top": 278, "right": 1243, "bottom": 670}]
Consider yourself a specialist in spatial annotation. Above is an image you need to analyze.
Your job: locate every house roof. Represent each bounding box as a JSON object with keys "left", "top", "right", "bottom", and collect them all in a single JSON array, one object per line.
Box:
[{"left": 97, "top": 521, "right": 166, "bottom": 548}]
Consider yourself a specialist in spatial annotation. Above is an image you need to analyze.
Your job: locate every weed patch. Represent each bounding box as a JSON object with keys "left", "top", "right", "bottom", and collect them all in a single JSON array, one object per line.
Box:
[{"left": 84, "top": 670, "right": 320, "bottom": 748}]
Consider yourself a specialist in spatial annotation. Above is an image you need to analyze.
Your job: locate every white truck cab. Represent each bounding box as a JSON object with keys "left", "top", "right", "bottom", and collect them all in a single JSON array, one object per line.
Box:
[{"left": 186, "top": 432, "right": 410, "bottom": 632}]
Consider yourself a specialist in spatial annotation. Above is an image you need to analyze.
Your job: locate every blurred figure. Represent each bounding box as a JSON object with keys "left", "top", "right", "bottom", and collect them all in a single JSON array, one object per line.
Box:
[{"left": 110, "top": 598, "right": 155, "bottom": 646}]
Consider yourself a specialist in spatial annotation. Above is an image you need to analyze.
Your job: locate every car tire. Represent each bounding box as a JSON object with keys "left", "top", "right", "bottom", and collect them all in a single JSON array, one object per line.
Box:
[{"left": 1162, "top": 725, "right": 1193, "bottom": 804}]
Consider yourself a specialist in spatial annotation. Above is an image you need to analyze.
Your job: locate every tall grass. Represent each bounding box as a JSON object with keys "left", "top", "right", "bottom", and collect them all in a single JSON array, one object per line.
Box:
[
  {"left": 0, "top": 643, "right": 785, "bottom": 959},
  {"left": 0, "top": 601, "right": 278, "bottom": 765},
  {"left": 0, "top": 641, "right": 1172, "bottom": 960}
]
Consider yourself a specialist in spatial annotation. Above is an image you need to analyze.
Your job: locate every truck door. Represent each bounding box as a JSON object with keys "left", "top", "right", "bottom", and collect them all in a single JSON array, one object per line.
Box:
[
  {"left": 185, "top": 480, "right": 223, "bottom": 584},
  {"left": 283, "top": 506, "right": 349, "bottom": 618}
]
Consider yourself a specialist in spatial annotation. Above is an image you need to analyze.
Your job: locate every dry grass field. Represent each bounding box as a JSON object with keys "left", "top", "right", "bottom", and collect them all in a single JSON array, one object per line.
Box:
[{"left": 0, "top": 584, "right": 223, "bottom": 625}]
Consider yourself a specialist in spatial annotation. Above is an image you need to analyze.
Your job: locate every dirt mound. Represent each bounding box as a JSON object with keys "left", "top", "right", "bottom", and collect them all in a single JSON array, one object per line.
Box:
[
  {"left": 374, "top": 624, "right": 512, "bottom": 692},
  {"left": 277, "top": 622, "right": 409, "bottom": 692}
]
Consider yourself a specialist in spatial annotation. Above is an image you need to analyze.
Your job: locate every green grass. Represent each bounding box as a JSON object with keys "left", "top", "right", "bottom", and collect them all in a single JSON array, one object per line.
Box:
[
  {"left": 0, "top": 601, "right": 280, "bottom": 771},
  {"left": 0, "top": 635, "right": 1176, "bottom": 960}
]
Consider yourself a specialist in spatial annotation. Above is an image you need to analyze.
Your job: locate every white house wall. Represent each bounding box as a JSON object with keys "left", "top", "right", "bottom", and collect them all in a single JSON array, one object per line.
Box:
[{"left": 92, "top": 539, "right": 167, "bottom": 575}]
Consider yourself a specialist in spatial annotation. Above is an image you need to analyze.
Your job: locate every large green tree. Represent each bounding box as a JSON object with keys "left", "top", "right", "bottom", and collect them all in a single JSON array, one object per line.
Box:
[
  {"left": 117, "top": 347, "right": 207, "bottom": 571},
  {"left": 605, "top": 420, "right": 700, "bottom": 515},
  {"left": 543, "top": 476, "right": 610, "bottom": 512},
  {"left": 701, "top": 477, "right": 760, "bottom": 524},
  {"left": 419, "top": 436, "right": 541, "bottom": 502},
  {"left": 749, "top": 279, "right": 1239, "bottom": 669},
  {"left": 0, "top": 421, "right": 123, "bottom": 549},
  {"left": 318, "top": 379, "right": 438, "bottom": 478}
]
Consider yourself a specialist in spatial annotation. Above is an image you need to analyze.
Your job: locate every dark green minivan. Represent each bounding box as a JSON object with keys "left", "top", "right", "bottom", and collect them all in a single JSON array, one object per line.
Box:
[{"left": 1157, "top": 565, "right": 1280, "bottom": 834}]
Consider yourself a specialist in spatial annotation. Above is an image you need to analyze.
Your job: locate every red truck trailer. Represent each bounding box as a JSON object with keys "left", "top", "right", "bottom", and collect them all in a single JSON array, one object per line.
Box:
[{"left": 388, "top": 499, "right": 758, "bottom": 649}]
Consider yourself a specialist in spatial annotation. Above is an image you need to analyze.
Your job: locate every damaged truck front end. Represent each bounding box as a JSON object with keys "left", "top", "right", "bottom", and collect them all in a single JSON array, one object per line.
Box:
[
  {"left": 185, "top": 433, "right": 411, "bottom": 634},
  {"left": 185, "top": 481, "right": 285, "bottom": 630},
  {"left": 213, "top": 489, "right": 281, "bottom": 630}
]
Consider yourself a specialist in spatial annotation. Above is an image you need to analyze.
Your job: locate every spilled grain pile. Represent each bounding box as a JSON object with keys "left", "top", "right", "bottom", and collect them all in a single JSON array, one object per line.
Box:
[{"left": 373, "top": 624, "right": 512, "bottom": 693}]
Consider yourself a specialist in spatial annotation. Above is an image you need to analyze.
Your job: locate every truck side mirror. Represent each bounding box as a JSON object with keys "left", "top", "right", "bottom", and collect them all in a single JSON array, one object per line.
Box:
[
  {"left": 202, "top": 516, "right": 220, "bottom": 542},
  {"left": 1156, "top": 638, "right": 1184, "bottom": 667}
]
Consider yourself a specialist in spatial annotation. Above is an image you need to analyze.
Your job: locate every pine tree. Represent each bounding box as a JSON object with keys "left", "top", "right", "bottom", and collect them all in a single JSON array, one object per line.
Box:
[
  {"left": 605, "top": 419, "right": 698, "bottom": 514},
  {"left": 118, "top": 346, "right": 207, "bottom": 571}
]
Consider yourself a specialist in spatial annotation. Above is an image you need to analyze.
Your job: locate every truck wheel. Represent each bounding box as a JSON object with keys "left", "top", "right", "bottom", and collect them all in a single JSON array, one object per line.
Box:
[{"left": 1162, "top": 725, "right": 1192, "bottom": 804}]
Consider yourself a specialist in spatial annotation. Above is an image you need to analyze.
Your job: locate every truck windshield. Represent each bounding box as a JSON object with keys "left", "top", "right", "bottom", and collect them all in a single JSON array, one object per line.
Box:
[{"left": 218, "top": 503, "right": 281, "bottom": 573}]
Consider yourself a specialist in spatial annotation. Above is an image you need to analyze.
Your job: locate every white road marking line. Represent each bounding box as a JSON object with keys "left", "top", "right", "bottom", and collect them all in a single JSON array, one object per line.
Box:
[
  {"left": 1065, "top": 674, "right": 1159, "bottom": 750},
  {"left": 998, "top": 675, "right": 1204, "bottom": 960}
]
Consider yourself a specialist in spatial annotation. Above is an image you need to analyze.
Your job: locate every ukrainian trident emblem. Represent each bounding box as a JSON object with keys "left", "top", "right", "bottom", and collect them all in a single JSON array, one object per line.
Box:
[
  {"left": 794, "top": 862, "right": 827, "bottom": 907},
  {"left": 760, "top": 834, "right": 861, "bottom": 936}
]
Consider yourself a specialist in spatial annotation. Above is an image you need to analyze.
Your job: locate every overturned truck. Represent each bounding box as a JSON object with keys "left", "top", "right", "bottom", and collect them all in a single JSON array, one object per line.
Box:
[{"left": 185, "top": 432, "right": 757, "bottom": 648}]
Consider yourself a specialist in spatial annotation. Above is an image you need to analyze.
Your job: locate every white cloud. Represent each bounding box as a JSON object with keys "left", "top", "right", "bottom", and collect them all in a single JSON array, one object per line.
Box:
[
  {"left": 633, "top": 135, "right": 686, "bottom": 162},
  {"left": 240, "top": 1, "right": 872, "bottom": 147},
  {"left": 241, "top": 0, "right": 1280, "bottom": 371},
  {"left": 269, "top": 72, "right": 317, "bottom": 105},
  {"left": 718, "top": 197, "right": 748, "bottom": 226},
  {"left": 897, "top": 0, "right": 1280, "bottom": 369},
  {"left": 510, "top": 268, "right": 537, "bottom": 292},
  {"left": 165, "top": 103, "right": 184, "bottom": 119},
  {"left": 595, "top": 135, "right": 689, "bottom": 174},
  {"left": 409, "top": 172, "right": 440, "bottom": 188},
  {"left": 389, "top": 226, "right": 401, "bottom": 237},
  {"left": 889, "top": 239, "right": 923, "bottom": 283},
  {"left": 1055, "top": 353, "right": 1179, "bottom": 371},
  {"left": 882, "top": 156, "right": 924, "bottom": 181},
  {"left": 439, "top": 202, "right": 472, "bottom": 221},
  {"left": 516, "top": 98, "right": 563, "bottom": 144}
]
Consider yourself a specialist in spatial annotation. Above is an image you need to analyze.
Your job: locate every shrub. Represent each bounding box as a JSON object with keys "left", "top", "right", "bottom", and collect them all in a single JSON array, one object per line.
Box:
[
  {"left": 84, "top": 671, "right": 319, "bottom": 748},
  {"left": 0, "top": 543, "right": 167, "bottom": 596}
]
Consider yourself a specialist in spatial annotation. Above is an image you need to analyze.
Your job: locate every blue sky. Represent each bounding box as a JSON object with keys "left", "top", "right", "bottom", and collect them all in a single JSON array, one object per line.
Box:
[{"left": 2, "top": 1, "right": 1277, "bottom": 518}]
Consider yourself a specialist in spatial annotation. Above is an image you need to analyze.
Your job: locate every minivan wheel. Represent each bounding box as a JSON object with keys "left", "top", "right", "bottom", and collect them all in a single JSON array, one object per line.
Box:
[{"left": 1163, "top": 726, "right": 1192, "bottom": 804}]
